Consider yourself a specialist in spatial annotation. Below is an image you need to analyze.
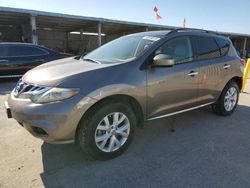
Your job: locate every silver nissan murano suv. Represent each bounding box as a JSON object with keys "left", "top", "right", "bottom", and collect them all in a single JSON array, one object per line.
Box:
[{"left": 5, "top": 29, "right": 244, "bottom": 160}]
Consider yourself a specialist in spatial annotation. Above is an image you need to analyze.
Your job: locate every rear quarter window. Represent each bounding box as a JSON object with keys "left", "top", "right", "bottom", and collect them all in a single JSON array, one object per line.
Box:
[
  {"left": 214, "top": 37, "right": 230, "bottom": 56},
  {"left": 194, "top": 36, "right": 221, "bottom": 60},
  {"left": 8, "top": 45, "right": 48, "bottom": 57}
]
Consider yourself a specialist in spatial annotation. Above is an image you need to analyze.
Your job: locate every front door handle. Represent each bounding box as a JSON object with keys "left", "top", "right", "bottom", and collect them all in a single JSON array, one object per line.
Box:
[
  {"left": 0, "top": 59, "right": 9, "bottom": 63},
  {"left": 0, "top": 60, "right": 12, "bottom": 67},
  {"left": 34, "top": 59, "right": 45, "bottom": 63},
  {"left": 223, "top": 64, "right": 231, "bottom": 69},
  {"left": 188, "top": 71, "right": 199, "bottom": 77}
]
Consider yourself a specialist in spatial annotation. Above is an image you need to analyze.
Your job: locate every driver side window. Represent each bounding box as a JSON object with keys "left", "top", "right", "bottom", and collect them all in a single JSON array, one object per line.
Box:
[{"left": 156, "top": 36, "right": 194, "bottom": 64}]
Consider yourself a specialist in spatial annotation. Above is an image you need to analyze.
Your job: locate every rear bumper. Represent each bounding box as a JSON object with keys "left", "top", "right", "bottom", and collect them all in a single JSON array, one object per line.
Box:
[{"left": 7, "top": 92, "right": 97, "bottom": 144}]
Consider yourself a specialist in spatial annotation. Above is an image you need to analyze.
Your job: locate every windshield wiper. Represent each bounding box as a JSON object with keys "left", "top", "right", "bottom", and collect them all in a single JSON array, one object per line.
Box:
[{"left": 83, "top": 58, "right": 101, "bottom": 64}]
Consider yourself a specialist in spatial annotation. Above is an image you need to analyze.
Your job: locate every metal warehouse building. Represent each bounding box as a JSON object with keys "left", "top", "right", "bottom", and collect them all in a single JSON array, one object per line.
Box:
[{"left": 0, "top": 6, "right": 250, "bottom": 58}]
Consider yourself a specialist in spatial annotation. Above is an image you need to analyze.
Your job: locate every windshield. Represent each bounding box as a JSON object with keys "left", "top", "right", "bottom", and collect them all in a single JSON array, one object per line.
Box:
[{"left": 83, "top": 35, "right": 161, "bottom": 64}]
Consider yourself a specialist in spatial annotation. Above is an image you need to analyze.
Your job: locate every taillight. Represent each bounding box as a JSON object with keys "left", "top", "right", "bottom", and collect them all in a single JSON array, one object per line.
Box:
[{"left": 240, "top": 58, "right": 246, "bottom": 66}]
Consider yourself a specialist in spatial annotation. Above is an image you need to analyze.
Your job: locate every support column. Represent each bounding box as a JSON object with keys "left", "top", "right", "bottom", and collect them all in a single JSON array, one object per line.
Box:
[
  {"left": 30, "top": 15, "right": 38, "bottom": 44},
  {"left": 97, "top": 22, "right": 102, "bottom": 47},
  {"left": 80, "top": 29, "right": 84, "bottom": 53},
  {"left": 21, "top": 24, "right": 26, "bottom": 42},
  {"left": 243, "top": 37, "right": 247, "bottom": 59},
  {"left": 64, "top": 32, "right": 69, "bottom": 53},
  {"left": 146, "top": 27, "right": 149, "bottom": 31}
]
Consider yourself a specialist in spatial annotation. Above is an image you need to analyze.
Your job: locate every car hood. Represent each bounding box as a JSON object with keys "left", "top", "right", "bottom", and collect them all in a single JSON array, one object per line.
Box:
[{"left": 22, "top": 57, "right": 111, "bottom": 86}]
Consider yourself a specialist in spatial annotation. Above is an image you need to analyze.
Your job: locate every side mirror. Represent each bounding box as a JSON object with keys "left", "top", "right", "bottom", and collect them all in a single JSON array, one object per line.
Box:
[{"left": 152, "top": 54, "right": 175, "bottom": 67}]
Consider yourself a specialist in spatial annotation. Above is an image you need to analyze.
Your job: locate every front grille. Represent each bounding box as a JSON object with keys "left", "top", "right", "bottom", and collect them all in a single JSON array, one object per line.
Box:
[{"left": 13, "top": 80, "right": 50, "bottom": 98}]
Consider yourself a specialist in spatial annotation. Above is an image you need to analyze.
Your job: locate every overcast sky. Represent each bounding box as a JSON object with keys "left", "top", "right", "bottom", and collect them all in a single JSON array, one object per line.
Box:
[{"left": 0, "top": 0, "right": 249, "bottom": 34}]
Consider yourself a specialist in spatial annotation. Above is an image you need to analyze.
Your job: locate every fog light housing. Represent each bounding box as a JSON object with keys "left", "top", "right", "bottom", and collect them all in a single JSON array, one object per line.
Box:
[{"left": 32, "top": 127, "right": 48, "bottom": 137}]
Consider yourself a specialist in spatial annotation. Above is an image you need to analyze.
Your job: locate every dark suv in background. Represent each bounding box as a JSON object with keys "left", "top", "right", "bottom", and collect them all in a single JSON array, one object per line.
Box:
[
  {"left": 0, "top": 43, "right": 69, "bottom": 78},
  {"left": 6, "top": 29, "right": 243, "bottom": 160}
]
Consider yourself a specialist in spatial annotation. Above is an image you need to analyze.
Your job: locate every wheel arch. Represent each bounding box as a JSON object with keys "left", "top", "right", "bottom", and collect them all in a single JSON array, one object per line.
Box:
[
  {"left": 229, "top": 76, "right": 243, "bottom": 91},
  {"left": 217, "top": 76, "right": 242, "bottom": 101},
  {"left": 75, "top": 94, "right": 144, "bottom": 142},
  {"left": 212, "top": 76, "right": 241, "bottom": 116}
]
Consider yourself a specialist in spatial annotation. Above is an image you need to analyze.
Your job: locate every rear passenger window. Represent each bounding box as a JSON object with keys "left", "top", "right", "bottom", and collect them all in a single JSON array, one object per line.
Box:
[
  {"left": 215, "top": 37, "right": 230, "bottom": 56},
  {"left": 156, "top": 36, "right": 194, "bottom": 64},
  {"left": 195, "top": 36, "right": 220, "bottom": 60},
  {"left": 8, "top": 45, "right": 48, "bottom": 57}
]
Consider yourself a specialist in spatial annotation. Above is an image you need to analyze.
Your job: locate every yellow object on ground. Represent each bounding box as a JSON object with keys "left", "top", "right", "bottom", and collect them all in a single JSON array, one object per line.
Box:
[{"left": 242, "top": 59, "right": 250, "bottom": 92}]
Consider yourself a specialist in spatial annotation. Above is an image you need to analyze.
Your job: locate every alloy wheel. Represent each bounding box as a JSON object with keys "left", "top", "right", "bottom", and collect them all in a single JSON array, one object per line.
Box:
[
  {"left": 95, "top": 112, "right": 130, "bottom": 152},
  {"left": 224, "top": 87, "right": 238, "bottom": 112}
]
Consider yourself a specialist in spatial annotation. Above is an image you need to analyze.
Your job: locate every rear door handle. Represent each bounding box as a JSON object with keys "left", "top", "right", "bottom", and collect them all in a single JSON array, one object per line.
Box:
[
  {"left": 188, "top": 71, "right": 199, "bottom": 77},
  {"left": 223, "top": 64, "right": 231, "bottom": 69}
]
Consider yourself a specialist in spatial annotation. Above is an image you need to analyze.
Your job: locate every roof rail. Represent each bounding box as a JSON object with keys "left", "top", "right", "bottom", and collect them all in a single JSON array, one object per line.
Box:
[{"left": 167, "top": 28, "right": 221, "bottom": 36}]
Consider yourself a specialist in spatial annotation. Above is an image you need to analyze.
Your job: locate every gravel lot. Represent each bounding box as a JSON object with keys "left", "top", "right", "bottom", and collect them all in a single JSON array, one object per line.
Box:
[{"left": 0, "top": 79, "right": 250, "bottom": 188}]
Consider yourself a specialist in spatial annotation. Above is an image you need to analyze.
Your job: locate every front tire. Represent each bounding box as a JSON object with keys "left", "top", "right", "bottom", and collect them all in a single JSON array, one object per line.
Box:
[
  {"left": 212, "top": 81, "right": 239, "bottom": 116},
  {"left": 77, "top": 102, "right": 136, "bottom": 160}
]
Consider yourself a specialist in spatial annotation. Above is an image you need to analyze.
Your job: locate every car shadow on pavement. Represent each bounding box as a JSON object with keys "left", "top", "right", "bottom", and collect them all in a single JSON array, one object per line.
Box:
[{"left": 40, "top": 104, "right": 250, "bottom": 188}]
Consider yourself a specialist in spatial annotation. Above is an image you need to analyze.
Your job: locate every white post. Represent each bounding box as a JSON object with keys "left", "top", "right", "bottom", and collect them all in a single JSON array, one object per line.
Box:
[
  {"left": 97, "top": 22, "right": 102, "bottom": 47},
  {"left": 30, "top": 15, "right": 38, "bottom": 44}
]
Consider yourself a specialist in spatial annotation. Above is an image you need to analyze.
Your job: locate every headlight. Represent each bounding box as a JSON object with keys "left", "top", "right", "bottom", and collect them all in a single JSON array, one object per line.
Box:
[{"left": 31, "top": 88, "right": 79, "bottom": 103}]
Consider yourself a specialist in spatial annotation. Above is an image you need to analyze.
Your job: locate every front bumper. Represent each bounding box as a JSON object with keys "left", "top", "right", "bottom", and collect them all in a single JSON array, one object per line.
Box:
[
  {"left": 6, "top": 92, "right": 97, "bottom": 144},
  {"left": 4, "top": 101, "right": 12, "bottom": 118}
]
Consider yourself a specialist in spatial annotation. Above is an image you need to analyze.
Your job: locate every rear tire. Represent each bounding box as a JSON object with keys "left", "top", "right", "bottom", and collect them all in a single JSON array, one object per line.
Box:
[
  {"left": 212, "top": 81, "right": 239, "bottom": 116},
  {"left": 77, "top": 102, "right": 136, "bottom": 160}
]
